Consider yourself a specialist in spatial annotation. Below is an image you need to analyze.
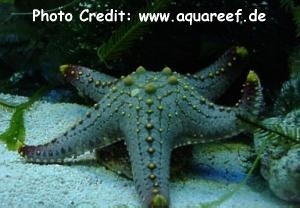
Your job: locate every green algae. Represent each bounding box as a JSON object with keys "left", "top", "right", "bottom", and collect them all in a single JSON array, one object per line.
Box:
[
  {"left": 196, "top": 112, "right": 300, "bottom": 208},
  {"left": 97, "top": 0, "right": 170, "bottom": 63},
  {"left": 196, "top": 136, "right": 265, "bottom": 208},
  {"left": 10, "top": 0, "right": 80, "bottom": 16},
  {"left": 280, "top": 0, "right": 300, "bottom": 37},
  {"left": 0, "top": 87, "right": 48, "bottom": 150}
]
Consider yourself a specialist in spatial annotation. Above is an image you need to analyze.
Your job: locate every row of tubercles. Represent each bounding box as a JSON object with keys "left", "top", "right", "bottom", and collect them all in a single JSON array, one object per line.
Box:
[
  {"left": 150, "top": 68, "right": 177, "bottom": 206},
  {"left": 62, "top": 65, "right": 117, "bottom": 88},
  {"left": 144, "top": 72, "right": 161, "bottom": 196},
  {"left": 141, "top": 67, "right": 178, "bottom": 197},
  {"left": 61, "top": 88, "right": 124, "bottom": 161},
  {"left": 181, "top": 81, "right": 232, "bottom": 115},
  {"left": 18, "top": 129, "right": 79, "bottom": 163},
  {"left": 121, "top": 95, "right": 160, "bottom": 198},
  {"left": 235, "top": 71, "right": 261, "bottom": 109},
  {"left": 176, "top": 81, "right": 236, "bottom": 144},
  {"left": 37, "top": 104, "right": 103, "bottom": 162},
  {"left": 186, "top": 46, "right": 248, "bottom": 81},
  {"left": 146, "top": 96, "right": 163, "bottom": 196}
]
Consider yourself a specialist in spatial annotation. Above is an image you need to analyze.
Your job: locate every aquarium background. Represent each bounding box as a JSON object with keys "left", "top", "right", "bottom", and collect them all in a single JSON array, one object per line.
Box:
[{"left": 0, "top": 0, "right": 299, "bottom": 208}]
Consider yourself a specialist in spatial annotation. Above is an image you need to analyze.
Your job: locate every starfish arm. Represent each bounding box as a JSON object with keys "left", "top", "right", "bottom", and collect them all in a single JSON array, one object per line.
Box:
[
  {"left": 18, "top": 94, "right": 125, "bottom": 163},
  {"left": 60, "top": 65, "right": 117, "bottom": 101},
  {"left": 121, "top": 99, "right": 174, "bottom": 208},
  {"left": 175, "top": 71, "right": 263, "bottom": 148},
  {"left": 188, "top": 46, "right": 249, "bottom": 101},
  {"left": 125, "top": 130, "right": 171, "bottom": 208}
]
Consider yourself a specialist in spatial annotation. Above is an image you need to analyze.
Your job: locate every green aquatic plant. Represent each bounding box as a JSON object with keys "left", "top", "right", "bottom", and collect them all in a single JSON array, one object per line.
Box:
[
  {"left": 0, "top": 23, "right": 36, "bottom": 42},
  {"left": 280, "top": 0, "right": 300, "bottom": 37},
  {"left": 10, "top": 0, "right": 80, "bottom": 15},
  {"left": 197, "top": 112, "right": 300, "bottom": 208},
  {"left": 288, "top": 45, "right": 300, "bottom": 79},
  {"left": 97, "top": 0, "right": 170, "bottom": 63},
  {"left": 198, "top": 67, "right": 300, "bottom": 207},
  {"left": 241, "top": 114, "right": 300, "bottom": 144},
  {"left": 273, "top": 44, "right": 300, "bottom": 114},
  {"left": 280, "top": 0, "right": 296, "bottom": 10},
  {"left": 0, "top": 3, "right": 41, "bottom": 89},
  {"left": 273, "top": 76, "right": 300, "bottom": 115},
  {"left": 0, "top": 0, "right": 13, "bottom": 4},
  {"left": 198, "top": 142, "right": 263, "bottom": 208},
  {"left": 1, "top": 0, "right": 156, "bottom": 78},
  {"left": 0, "top": 87, "right": 48, "bottom": 150}
]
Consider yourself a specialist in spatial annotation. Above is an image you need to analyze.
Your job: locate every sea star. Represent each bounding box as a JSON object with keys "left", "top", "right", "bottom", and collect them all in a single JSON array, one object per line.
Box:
[{"left": 18, "top": 46, "right": 263, "bottom": 208}]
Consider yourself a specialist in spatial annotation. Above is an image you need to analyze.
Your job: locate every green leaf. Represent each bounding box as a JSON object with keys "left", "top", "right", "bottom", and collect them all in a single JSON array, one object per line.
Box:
[
  {"left": 97, "top": 0, "right": 170, "bottom": 62},
  {"left": 202, "top": 111, "right": 300, "bottom": 208},
  {"left": 280, "top": 0, "right": 300, "bottom": 37},
  {"left": 0, "top": 0, "right": 14, "bottom": 4},
  {"left": 11, "top": 0, "right": 79, "bottom": 16},
  {"left": 292, "top": 6, "right": 300, "bottom": 37},
  {"left": 239, "top": 112, "right": 300, "bottom": 144},
  {"left": 0, "top": 86, "right": 49, "bottom": 151},
  {"left": 280, "top": 0, "right": 294, "bottom": 10},
  {"left": 288, "top": 46, "right": 300, "bottom": 77},
  {"left": 273, "top": 77, "right": 300, "bottom": 115},
  {"left": 0, "top": 24, "right": 37, "bottom": 43}
]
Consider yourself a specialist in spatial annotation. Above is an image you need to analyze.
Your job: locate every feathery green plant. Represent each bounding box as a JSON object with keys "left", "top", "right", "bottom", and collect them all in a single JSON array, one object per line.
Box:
[
  {"left": 0, "top": 0, "right": 14, "bottom": 4},
  {"left": 0, "top": 23, "right": 37, "bottom": 44},
  {"left": 10, "top": 0, "right": 80, "bottom": 16},
  {"left": 280, "top": 0, "right": 300, "bottom": 37},
  {"left": 198, "top": 142, "right": 263, "bottom": 208},
  {"left": 97, "top": 0, "right": 170, "bottom": 63},
  {"left": 272, "top": 45, "right": 300, "bottom": 115},
  {"left": 0, "top": 87, "right": 48, "bottom": 151},
  {"left": 288, "top": 45, "right": 300, "bottom": 77},
  {"left": 240, "top": 114, "right": 300, "bottom": 144},
  {"left": 280, "top": 0, "right": 295, "bottom": 10},
  {"left": 273, "top": 76, "right": 300, "bottom": 115},
  {"left": 197, "top": 111, "right": 299, "bottom": 208},
  {"left": 198, "top": 65, "right": 300, "bottom": 207}
]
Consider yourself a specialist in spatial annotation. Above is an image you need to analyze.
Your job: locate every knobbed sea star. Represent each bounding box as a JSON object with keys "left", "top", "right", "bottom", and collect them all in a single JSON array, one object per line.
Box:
[{"left": 18, "top": 46, "right": 263, "bottom": 208}]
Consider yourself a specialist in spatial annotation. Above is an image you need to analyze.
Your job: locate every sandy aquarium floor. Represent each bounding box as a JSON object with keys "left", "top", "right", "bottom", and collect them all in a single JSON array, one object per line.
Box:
[{"left": 0, "top": 94, "right": 294, "bottom": 208}]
